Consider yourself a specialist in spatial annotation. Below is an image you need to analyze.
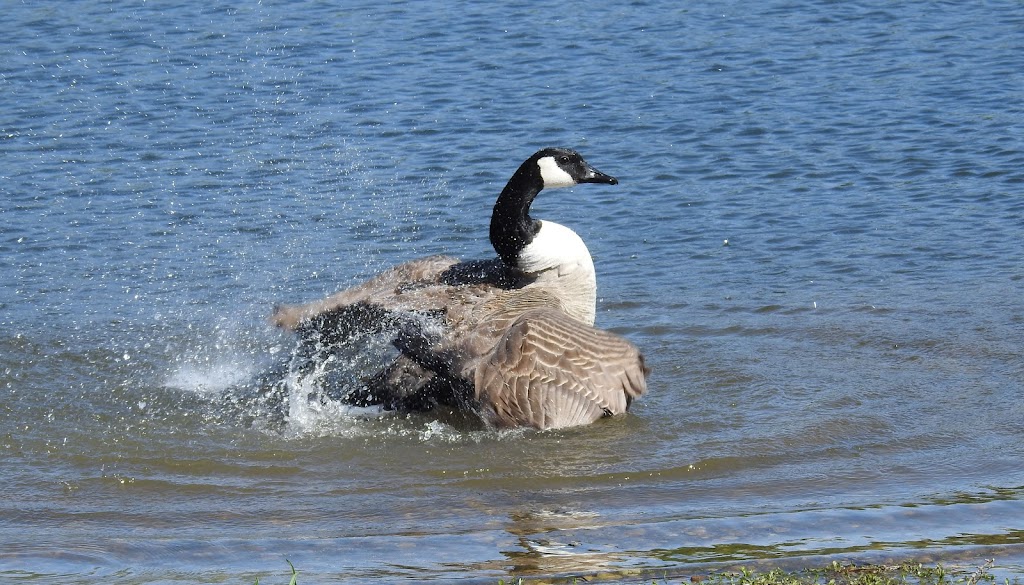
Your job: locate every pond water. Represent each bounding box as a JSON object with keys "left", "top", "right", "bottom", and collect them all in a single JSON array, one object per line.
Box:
[{"left": 2, "top": 1, "right": 1023, "bottom": 583}]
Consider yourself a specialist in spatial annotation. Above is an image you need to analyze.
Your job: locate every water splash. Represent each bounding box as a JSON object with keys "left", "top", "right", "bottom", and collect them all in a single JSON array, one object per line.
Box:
[
  {"left": 277, "top": 343, "right": 391, "bottom": 439},
  {"left": 164, "top": 358, "right": 257, "bottom": 397}
]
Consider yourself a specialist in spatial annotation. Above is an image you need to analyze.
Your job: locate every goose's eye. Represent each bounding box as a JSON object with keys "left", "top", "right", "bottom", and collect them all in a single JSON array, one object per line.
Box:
[{"left": 558, "top": 155, "right": 571, "bottom": 164}]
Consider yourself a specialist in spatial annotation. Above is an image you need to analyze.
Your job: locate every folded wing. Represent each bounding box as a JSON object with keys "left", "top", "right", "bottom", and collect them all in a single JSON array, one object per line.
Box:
[{"left": 475, "top": 308, "right": 647, "bottom": 430}]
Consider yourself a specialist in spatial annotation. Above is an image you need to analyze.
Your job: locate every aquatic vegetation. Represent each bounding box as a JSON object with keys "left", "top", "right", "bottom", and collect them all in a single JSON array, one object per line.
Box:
[
  {"left": 496, "top": 559, "right": 1019, "bottom": 585},
  {"left": 254, "top": 560, "right": 298, "bottom": 585}
]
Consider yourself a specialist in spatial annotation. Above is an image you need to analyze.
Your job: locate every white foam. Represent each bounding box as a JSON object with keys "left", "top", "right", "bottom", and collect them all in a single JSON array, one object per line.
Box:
[{"left": 280, "top": 360, "right": 389, "bottom": 439}]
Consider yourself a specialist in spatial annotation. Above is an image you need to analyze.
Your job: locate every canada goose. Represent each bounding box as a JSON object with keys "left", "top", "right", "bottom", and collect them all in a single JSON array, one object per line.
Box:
[{"left": 271, "top": 148, "right": 648, "bottom": 430}]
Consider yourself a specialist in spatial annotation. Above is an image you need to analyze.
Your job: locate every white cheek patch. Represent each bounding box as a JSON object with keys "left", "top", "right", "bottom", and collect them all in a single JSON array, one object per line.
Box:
[{"left": 537, "top": 156, "right": 576, "bottom": 188}]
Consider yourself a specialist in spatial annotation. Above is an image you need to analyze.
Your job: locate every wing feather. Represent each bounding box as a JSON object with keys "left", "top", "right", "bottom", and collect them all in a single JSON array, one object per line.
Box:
[
  {"left": 475, "top": 308, "right": 647, "bottom": 430},
  {"left": 270, "top": 255, "right": 462, "bottom": 330}
]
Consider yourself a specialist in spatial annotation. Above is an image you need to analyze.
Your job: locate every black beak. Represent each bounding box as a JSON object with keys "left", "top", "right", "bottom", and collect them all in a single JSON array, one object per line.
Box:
[{"left": 580, "top": 164, "right": 618, "bottom": 185}]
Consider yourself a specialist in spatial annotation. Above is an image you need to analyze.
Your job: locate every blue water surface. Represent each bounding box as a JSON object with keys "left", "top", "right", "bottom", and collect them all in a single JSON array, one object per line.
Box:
[{"left": 2, "top": 1, "right": 1023, "bottom": 583}]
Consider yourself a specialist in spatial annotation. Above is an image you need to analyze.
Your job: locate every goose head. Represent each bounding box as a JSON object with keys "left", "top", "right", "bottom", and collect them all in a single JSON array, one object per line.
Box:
[
  {"left": 489, "top": 148, "right": 618, "bottom": 269},
  {"left": 535, "top": 147, "right": 619, "bottom": 189},
  {"left": 488, "top": 148, "right": 618, "bottom": 325}
]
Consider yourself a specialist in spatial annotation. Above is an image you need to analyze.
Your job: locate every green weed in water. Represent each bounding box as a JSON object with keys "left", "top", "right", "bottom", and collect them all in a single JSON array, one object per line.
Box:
[
  {"left": 255, "top": 559, "right": 298, "bottom": 585},
  {"left": 495, "top": 559, "right": 1017, "bottom": 585},
  {"left": 252, "top": 559, "right": 1019, "bottom": 585}
]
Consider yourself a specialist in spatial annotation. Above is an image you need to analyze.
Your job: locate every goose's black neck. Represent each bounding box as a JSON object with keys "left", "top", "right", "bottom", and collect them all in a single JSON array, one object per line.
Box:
[{"left": 489, "top": 158, "right": 544, "bottom": 267}]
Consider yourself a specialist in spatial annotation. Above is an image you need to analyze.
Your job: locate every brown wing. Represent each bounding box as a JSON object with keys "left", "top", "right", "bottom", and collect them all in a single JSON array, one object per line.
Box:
[
  {"left": 270, "top": 255, "right": 526, "bottom": 331},
  {"left": 270, "top": 255, "right": 462, "bottom": 330},
  {"left": 474, "top": 308, "right": 648, "bottom": 430}
]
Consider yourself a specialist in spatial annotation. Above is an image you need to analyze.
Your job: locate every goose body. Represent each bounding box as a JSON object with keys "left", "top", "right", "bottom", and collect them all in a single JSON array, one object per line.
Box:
[{"left": 271, "top": 148, "right": 648, "bottom": 430}]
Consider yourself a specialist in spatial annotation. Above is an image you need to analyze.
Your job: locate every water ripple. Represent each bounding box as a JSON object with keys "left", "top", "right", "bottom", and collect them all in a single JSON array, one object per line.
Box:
[{"left": 2, "top": 0, "right": 1023, "bottom": 581}]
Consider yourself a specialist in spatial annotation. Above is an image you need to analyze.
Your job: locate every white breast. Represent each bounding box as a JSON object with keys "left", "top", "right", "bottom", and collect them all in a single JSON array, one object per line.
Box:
[
  {"left": 518, "top": 221, "right": 594, "bottom": 275},
  {"left": 517, "top": 221, "right": 597, "bottom": 325}
]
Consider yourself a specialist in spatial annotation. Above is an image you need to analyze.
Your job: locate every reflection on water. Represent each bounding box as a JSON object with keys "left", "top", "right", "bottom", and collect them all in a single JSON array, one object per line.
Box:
[{"left": 474, "top": 492, "right": 1024, "bottom": 580}]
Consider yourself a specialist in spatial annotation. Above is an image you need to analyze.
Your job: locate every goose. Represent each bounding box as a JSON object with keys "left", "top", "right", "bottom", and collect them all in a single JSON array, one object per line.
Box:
[{"left": 270, "top": 148, "right": 648, "bottom": 430}]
